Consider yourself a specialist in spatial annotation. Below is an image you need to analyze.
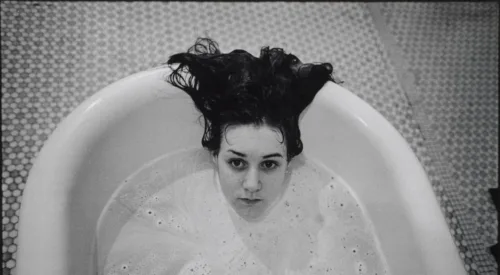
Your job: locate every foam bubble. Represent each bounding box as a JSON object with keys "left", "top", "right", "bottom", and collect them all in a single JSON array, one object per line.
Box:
[
  {"left": 178, "top": 258, "right": 213, "bottom": 275},
  {"left": 356, "top": 261, "right": 367, "bottom": 274}
]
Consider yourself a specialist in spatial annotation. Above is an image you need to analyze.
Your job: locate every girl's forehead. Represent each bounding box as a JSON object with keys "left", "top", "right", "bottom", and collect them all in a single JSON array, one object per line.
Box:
[{"left": 221, "top": 124, "right": 286, "bottom": 153}]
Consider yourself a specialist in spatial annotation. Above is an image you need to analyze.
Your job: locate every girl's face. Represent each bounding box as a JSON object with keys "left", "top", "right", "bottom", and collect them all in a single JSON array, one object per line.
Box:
[{"left": 213, "top": 124, "right": 290, "bottom": 222}]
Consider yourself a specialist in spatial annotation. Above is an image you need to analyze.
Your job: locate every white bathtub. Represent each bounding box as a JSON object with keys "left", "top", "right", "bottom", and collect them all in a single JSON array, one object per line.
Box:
[{"left": 16, "top": 67, "right": 465, "bottom": 275}]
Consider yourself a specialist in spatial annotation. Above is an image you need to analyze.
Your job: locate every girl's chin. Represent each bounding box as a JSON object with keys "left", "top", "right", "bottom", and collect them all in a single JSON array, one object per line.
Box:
[
  {"left": 236, "top": 210, "right": 266, "bottom": 222},
  {"left": 231, "top": 201, "right": 268, "bottom": 222},
  {"left": 228, "top": 194, "right": 287, "bottom": 222}
]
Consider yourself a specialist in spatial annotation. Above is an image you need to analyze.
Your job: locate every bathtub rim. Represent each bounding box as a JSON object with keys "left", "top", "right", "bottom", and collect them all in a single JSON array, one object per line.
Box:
[{"left": 15, "top": 66, "right": 465, "bottom": 275}]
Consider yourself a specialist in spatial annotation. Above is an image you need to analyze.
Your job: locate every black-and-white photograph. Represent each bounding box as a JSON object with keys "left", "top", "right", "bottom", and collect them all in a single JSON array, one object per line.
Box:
[{"left": 1, "top": 2, "right": 498, "bottom": 275}]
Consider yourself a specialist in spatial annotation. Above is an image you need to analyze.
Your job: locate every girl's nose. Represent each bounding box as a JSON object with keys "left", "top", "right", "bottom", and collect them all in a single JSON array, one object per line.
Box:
[{"left": 243, "top": 168, "right": 262, "bottom": 192}]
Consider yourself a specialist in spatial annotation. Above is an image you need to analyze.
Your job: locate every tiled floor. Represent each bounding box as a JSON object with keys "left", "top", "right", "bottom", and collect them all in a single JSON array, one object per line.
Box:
[
  {"left": 378, "top": 2, "right": 498, "bottom": 247},
  {"left": 1, "top": 2, "right": 497, "bottom": 275},
  {"left": 370, "top": 3, "right": 498, "bottom": 274}
]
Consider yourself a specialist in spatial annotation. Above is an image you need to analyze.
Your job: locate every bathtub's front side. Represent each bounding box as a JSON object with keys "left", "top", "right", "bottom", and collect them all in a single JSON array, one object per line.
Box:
[{"left": 16, "top": 68, "right": 464, "bottom": 275}]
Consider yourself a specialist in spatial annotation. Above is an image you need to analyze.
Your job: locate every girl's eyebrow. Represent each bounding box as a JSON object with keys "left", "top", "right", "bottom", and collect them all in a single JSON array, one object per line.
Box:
[
  {"left": 228, "top": 149, "right": 246, "bottom": 157},
  {"left": 227, "top": 150, "right": 283, "bottom": 159},
  {"left": 263, "top": 153, "right": 283, "bottom": 159}
]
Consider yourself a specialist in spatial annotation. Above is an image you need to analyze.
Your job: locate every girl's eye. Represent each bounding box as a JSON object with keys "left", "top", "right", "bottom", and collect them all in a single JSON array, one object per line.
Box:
[
  {"left": 261, "top": 161, "right": 278, "bottom": 170},
  {"left": 229, "top": 159, "right": 246, "bottom": 169}
]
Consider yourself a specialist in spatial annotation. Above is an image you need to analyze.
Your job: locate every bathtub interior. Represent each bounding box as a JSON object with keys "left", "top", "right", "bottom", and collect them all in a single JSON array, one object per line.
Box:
[
  {"left": 80, "top": 95, "right": 206, "bottom": 274},
  {"left": 16, "top": 68, "right": 464, "bottom": 275}
]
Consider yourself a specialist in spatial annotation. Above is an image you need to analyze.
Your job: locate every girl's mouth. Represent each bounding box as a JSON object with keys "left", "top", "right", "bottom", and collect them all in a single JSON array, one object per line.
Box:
[{"left": 238, "top": 198, "right": 262, "bottom": 206}]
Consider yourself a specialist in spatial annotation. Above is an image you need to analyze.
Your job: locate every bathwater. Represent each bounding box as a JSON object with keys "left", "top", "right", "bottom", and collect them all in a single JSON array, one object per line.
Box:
[{"left": 96, "top": 148, "right": 390, "bottom": 275}]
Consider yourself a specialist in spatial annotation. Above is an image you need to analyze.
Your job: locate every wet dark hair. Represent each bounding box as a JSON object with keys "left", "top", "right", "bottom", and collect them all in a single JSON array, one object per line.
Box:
[{"left": 166, "top": 37, "right": 341, "bottom": 162}]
